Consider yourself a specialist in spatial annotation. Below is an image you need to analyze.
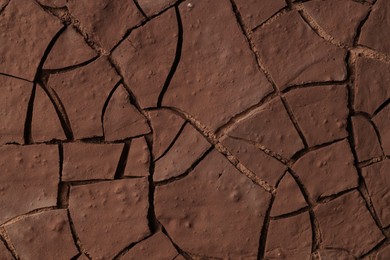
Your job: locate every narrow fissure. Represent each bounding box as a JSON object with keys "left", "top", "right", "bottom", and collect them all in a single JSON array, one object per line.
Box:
[
  {"left": 257, "top": 195, "right": 274, "bottom": 260},
  {"left": 280, "top": 95, "right": 309, "bottom": 149},
  {"left": 154, "top": 121, "right": 187, "bottom": 162},
  {"left": 155, "top": 147, "right": 213, "bottom": 186}
]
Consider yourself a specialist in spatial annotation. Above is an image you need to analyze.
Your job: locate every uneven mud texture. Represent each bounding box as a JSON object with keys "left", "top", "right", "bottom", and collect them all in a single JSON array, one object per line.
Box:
[{"left": 0, "top": 0, "right": 389, "bottom": 259}]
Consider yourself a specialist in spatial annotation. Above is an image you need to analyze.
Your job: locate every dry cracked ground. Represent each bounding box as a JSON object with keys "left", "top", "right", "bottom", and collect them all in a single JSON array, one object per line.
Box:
[{"left": 0, "top": 0, "right": 389, "bottom": 259}]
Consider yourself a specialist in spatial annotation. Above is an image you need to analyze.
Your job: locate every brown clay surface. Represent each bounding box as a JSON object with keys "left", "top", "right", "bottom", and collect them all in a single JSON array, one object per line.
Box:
[{"left": 0, "top": 0, "right": 389, "bottom": 259}]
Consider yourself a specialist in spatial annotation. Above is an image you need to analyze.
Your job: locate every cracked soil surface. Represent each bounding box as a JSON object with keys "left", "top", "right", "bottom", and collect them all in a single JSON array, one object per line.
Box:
[{"left": 0, "top": 0, "right": 389, "bottom": 259}]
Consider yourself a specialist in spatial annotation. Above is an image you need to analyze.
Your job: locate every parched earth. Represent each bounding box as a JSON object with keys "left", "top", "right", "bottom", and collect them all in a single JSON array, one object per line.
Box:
[{"left": 0, "top": 0, "right": 389, "bottom": 259}]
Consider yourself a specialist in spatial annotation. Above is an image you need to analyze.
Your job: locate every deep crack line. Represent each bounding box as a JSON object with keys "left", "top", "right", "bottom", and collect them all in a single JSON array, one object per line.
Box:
[{"left": 157, "top": 4, "right": 183, "bottom": 107}]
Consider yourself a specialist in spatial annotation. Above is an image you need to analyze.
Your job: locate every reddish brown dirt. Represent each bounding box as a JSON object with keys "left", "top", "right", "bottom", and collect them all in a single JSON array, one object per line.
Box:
[{"left": 0, "top": 0, "right": 389, "bottom": 259}]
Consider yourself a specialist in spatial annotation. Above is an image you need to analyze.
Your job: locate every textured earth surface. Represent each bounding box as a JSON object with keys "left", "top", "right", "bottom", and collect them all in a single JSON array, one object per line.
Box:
[{"left": 0, "top": 0, "right": 389, "bottom": 259}]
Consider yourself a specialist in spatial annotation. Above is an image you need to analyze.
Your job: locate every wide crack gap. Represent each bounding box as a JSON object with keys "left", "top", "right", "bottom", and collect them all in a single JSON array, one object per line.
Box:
[
  {"left": 56, "top": 143, "right": 70, "bottom": 209},
  {"left": 352, "top": 3, "right": 374, "bottom": 47},
  {"left": 143, "top": 133, "right": 160, "bottom": 235},
  {"left": 23, "top": 83, "right": 36, "bottom": 145},
  {"left": 113, "top": 141, "right": 131, "bottom": 179},
  {"left": 33, "top": 26, "right": 67, "bottom": 82},
  {"left": 157, "top": 5, "right": 183, "bottom": 107},
  {"left": 373, "top": 98, "right": 390, "bottom": 117}
]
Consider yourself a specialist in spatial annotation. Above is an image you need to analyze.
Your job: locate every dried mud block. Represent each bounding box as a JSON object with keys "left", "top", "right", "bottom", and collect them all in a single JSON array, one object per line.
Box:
[
  {"left": 361, "top": 160, "right": 390, "bottom": 228},
  {"left": 0, "top": 144, "right": 58, "bottom": 224},
  {"left": 124, "top": 137, "right": 150, "bottom": 177},
  {"left": 148, "top": 109, "right": 185, "bottom": 160},
  {"left": 44, "top": 27, "right": 97, "bottom": 70},
  {"left": 0, "top": 75, "right": 32, "bottom": 145},
  {"left": 155, "top": 150, "right": 271, "bottom": 258},
  {"left": 154, "top": 123, "right": 211, "bottom": 182},
  {"left": 284, "top": 85, "right": 349, "bottom": 147},
  {"left": 271, "top": 172, "right": 307, "bottom": 217},
  {"left": 221, "top": 136, "right": 287, "bottom": 187},
  {"left": 68, "top": 179, "right": 150, "bottom": 259},
  {"left": 62, "top": 143, "right": 124, "bottom": 181},
  {"left": 227, "top": 97, "right": 304, "bottom": 159},
  {"left": 163, "top": 0, "right": 273, "bottom": 131},
  {"left": 354, "top": 57, "right": 390, "bottom": 115},
  {"left": 265, "top": 213, "right": 312, "bottom": 259},
  {"left": 303, "top": 0, "right": 369, "bottom": 45},
  {"left": 314, "top": 190, "right": 384, "bottom": 256},
  {"left": 48, "top": 57, "right": 120, "bottom": 139},
  {"left": 234, "top": 0, "right": 286, "bottom": 30},
  {"left": 31, "top": 85, "right": 66, "bottom": 142},
  {"left": 4, "top": 209, "right": 78, "bottom": 259},
  {"left": 0, "top": 0, "right": 63, "bottom": 80},
  {"left": 0, "top": 240, "right": 13, "bottom": 260},
  {"left": 121, "top": 231, "right": 178, "bottom": 260},
  {"left": 359, "top": 0, "right": 390, "bottom": 55},
  {"left": 67, "top": 0, "right": 144, "bottom": 51},
  {"left": 138, "top": 0, "right": 178, "bottom": 17},
  {"left": 293, "top": 139, "right": 358, "bottom": 200},
  {"left": 373, "top": 104, "right": 390, "bottom": 155},
  {"left": 112, "top": 9, "right": 178, "bottom": 109},
  {"left": 252, "top": 11, "right": 346, "bottom": 89},
  {"left": 351, "top": 115, "right": 383, "bottom": 161},
  {"left": 103, "top": 84, "right": 150, "bottom": 141}
]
